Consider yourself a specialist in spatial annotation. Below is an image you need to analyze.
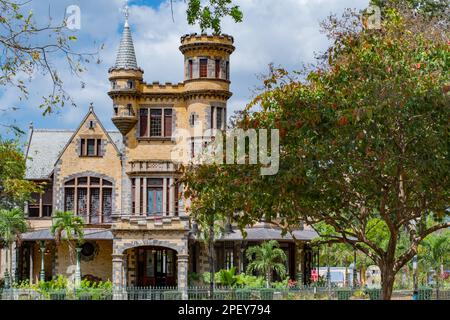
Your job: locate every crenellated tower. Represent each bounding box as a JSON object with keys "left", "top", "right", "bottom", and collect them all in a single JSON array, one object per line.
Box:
[
  {"left": 180, "top": 33, "right": 234, "bottom": 130},
  {"left": 108, "top": 14, "right": 143, "bottom": 135}
]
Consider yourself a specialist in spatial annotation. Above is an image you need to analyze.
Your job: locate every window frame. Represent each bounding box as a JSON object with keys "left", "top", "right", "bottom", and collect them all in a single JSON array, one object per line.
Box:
[
  {"left": 79, "top": 137, "right": 103, "bottom": 157},
  {"left": 139, "top": 106, "right": 173, "bottom": 139},
  {"left": 199, "top": 58, "right": 208, "bottom": 78},
  {"left": 64, "top": 176, "right": 113, "bottom": 223}
]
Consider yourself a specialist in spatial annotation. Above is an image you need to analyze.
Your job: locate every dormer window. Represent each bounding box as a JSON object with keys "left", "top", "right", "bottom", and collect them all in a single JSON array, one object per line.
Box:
[
  {"left": 127, "top": 80, "right": 134, "bottom": 89},
  {"left": 89, "top": 121, "right": 94, "bottom": 129},
  {"left": 80, "top": 138, "right": 103, "bottom": 157}
]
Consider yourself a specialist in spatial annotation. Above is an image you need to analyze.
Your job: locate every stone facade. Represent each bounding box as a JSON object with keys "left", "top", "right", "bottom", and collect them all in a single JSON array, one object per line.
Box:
[{"left": 6, "top": 23, "right": 318, "bottom": 293}]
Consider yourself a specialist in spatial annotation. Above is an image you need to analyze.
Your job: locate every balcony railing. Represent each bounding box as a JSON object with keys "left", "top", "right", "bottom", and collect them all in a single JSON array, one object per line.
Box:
[{"left": 128, "top": 161, "right": 179, "bottom": 174}]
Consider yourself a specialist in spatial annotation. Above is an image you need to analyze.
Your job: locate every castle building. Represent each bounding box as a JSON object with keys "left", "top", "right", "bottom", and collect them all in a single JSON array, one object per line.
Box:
[{"left": 1, "top": 14, "right": 316, "bottom": 293}]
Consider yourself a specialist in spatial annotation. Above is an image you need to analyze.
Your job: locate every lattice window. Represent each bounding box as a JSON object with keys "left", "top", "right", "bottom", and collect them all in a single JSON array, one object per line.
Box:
[
  {"left": 90, "top": 188, "right": 100, "bottom": 223},
  {"left": 63, "top": 177, "right": 113, "bottom": 223},
  {"left": 150, "top": 109, "right": 162, "bottom": 137},
  {"left": 77, "top": 188, "right": 88, "bottom": 219},
  {"left": 102, "top": 189, "right": 112, "bottom": 222},
  {"left": 65, "top": 188, "right": 75, "bottom": 212}
]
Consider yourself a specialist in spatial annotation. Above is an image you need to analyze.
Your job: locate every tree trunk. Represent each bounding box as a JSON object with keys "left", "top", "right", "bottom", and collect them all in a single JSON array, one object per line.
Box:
[
  {"left": 208, "top": 224, "right": 215, "bottom": 299},
  {"left": 380, "top": 264, "right": 395, "bottom": 300}
]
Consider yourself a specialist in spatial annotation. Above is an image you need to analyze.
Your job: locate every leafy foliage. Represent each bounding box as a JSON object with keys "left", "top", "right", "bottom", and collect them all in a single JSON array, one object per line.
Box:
[
  {"left": 50, "top": 211, "right": 84, "bottom": 246},
  {"left": 0, "top": 208, "right": 27, "bottom": 245},
  {"left": 185, "top": 0, "right": 243, "bottom": 34},
  {"left": 245, "top": 240, "right": 287, "bottom": 288},
  {"left": 0, "top": 138, "right": 41, "bottom": 209},
  {"left": 181, "top": 5, "right": 449, "bottom": 300},
  {"left": 0, "top": 0, "right": 101, "bottom": 132}
]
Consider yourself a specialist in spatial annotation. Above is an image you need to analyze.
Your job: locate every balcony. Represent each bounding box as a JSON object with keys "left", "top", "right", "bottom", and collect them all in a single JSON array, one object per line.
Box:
[
  {"left": 112, "top": 109, "right": 137, "bottom": 135},
  {"left": 127, "top": 160, "right": 180, "bottom": 174}
]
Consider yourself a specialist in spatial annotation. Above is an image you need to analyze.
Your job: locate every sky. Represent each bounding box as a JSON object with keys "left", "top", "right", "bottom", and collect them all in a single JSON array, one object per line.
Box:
[{"left": 0, "top": 0, "right": 370, "bottom": 140}]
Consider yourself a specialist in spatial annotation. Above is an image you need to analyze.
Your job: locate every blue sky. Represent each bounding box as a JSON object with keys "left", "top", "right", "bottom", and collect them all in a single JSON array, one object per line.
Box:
[{"left": 0, "top": 0, "right": 370, "bottom": 141}]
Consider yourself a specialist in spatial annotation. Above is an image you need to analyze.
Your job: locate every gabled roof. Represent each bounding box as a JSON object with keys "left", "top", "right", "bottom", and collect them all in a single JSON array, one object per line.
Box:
[{"left": 25, "top": 108, "right": 123, "bottom": 180}]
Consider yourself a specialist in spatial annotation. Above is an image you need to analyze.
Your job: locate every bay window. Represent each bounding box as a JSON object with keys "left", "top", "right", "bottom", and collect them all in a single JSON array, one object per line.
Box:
[{"left": 64, "top": 176, "right": 113, "bottom": 223}]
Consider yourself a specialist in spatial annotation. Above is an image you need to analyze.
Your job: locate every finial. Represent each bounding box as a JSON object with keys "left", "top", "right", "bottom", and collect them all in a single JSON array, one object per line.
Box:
[
  {"left": 29, "top": 121, "right": 34, "bottom": 130},
  {"left": 122, "top": 0, "right": 130, "bottom": 27},
  {"left": 89, "top": 102, "right": 94, "bottom": 111}
]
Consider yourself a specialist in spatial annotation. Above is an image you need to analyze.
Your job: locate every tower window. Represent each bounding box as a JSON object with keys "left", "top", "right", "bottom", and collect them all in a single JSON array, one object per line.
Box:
[
  {"left": 188, "top": 60, "right": 193, "bottom": 79},
  {"left": 127, "top": 80, "right": 134, "bottom": 89},
  {"left": 113, "top": 105, "right": 118, "bottom": 116},
  {"left": 140, "top": 109, "right": 148, "bottom": 137},
  {"left": 215, "top": 59, "right": 220, "bottom": 78},
  {"left": 210, "top": 106, "right": 225, "bottom": 130},
  {"left": 111, "top": 81, "right": 117, "bottom": 89},
  {"left": 127, "top": 104, "right": 133, "bottom": 116},
  {"left": 226, "top": 61, "right": 230, "bottom": 80},
  {"left": 199, "top": 59, "right": 208, "bottom": 78},
  {"left": 150, "top": 109, "right": 162, "bottom": 137},
  {"left": 139, "top": 107, "right": 173, "bottom": 138}
]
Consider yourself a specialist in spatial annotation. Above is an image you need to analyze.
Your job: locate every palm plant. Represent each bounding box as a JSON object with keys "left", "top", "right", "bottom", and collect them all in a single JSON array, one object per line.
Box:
[
  {"left": 0, "top": 208, "right": 28, "bottom": 287},
  {"left": 50, "top": 211, "right": 84, "bottom": 261},
  {"left": 419, "top": 231, "right": 450, "bottom": 289},
  {"left": 245, "top": 240, "right": 287, "bottom": 288}
]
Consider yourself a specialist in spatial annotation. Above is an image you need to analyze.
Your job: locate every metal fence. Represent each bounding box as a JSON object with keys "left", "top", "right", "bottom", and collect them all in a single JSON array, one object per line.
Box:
[{"left": 1, "top": 286, "right": 449, "bottom": 300}]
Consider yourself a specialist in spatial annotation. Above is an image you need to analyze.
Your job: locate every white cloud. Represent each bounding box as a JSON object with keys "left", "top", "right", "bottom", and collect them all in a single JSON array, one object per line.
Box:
[{"left": 0, "top": 0, "right": 370, "bottom": 136}]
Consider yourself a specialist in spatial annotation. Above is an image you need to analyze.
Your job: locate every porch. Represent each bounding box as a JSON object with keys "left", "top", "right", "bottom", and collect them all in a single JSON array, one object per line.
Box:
[{"left": 15, "top": 228, "right": 113, "bottom": 284}]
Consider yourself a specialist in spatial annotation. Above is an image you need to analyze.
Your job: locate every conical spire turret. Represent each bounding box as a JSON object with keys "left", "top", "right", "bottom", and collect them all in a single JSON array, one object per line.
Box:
[{"left": 112, "top": 1, "right": 140, "bottom": 71}]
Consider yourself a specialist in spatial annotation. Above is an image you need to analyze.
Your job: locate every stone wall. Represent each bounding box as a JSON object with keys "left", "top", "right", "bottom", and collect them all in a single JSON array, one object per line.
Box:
[{"left": 55, "top": 240, "right": 112, "bottom": 282}]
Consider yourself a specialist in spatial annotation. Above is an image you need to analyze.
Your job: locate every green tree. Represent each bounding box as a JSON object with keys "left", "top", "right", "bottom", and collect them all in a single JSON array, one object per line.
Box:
[
  {"left": 0, "top": 0, "right": 101, "bottom": 133},
  {"left": 182, "top": 5, "right": 449, "bottom": 299},
  {"left": 245, "top": 240, "right": 287, "bottom": 288},
  {"left": 50, "top": 211, "right": 85, "bottom": 264},
  {"left": 185, "top": 0, "right": 243, "bottom": 35},
  {"left": 419, "top": 230, "right": 450, "bottom": 288},
  {"left": 0, "top": 208, "right": 27, "bottom": 287},
  {"left": 371, "top": 0, "right": 450, "bottom": 17},
  {"left": 0, "top": 138, "right": 41, "bottom": 209}
]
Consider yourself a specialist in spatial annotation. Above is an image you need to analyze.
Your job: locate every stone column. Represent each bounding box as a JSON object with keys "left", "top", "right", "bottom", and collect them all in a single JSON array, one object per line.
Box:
[
  {"left": 39, "top": 241, "right": 46, "bottom": 282},
  {"left": 135, "top": 178, "right": 141, "bottom": 215},
  {"left": 295, "top": 243, "right": 304, "bottom": 286},
  {"left": 112, "top": 253, "right": 126, "bottom": 300},
  {"left": 177, "top": 254, "right": 189, "bottom": 300},
  {"left": 169, "top": 178, "right": 175, "bottom": 216},
  {"left": 12, "top": 242, "right": 18, "bottom": 283},
  {"left": 74, "top": 247, "right": 82, "bottom": 288}
]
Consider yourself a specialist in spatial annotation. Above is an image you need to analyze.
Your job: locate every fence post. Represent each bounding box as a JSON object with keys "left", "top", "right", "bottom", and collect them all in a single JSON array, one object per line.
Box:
[{"left": 177, "top": 254, "right": 189, "bottom": 300}]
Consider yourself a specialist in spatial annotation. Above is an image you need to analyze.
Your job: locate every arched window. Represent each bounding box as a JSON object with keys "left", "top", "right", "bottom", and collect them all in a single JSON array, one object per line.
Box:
[{"left": 64, "top": 176, "right": 113, "bottom": 223}]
